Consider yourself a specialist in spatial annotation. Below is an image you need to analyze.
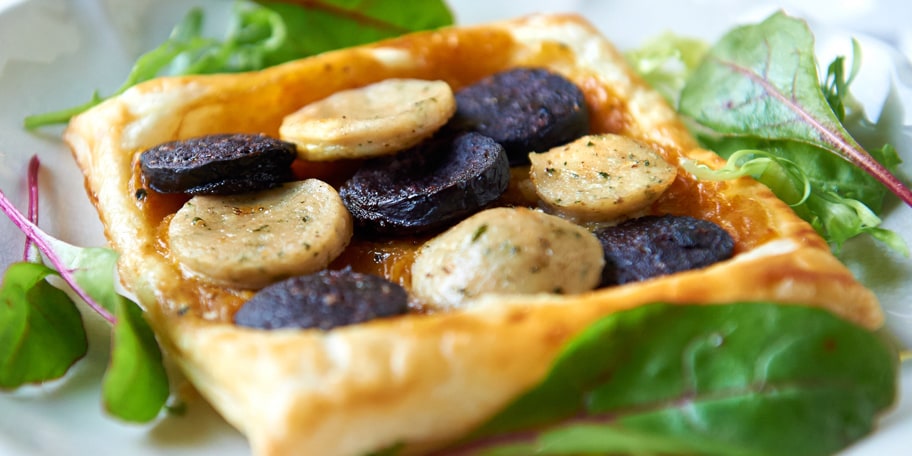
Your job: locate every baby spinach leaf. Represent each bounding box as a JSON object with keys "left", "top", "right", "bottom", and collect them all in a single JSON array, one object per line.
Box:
[
  {"left": 678, "top": 11, "right": 912, "bottom": 210},
  {"left": 24, "top": 0, "right": 453, "bottom": 128},
  {"left": 0, "top": 262, "right": 88, "bottom": 388},
  {"left": 448, "top": 302, "right": 897, "bottom": 456},
  {"left": 260, "top": 0, "right": 453, "bottom": 65},
  {"left": 102, "top": 295, "right": 169, "bottom": 422}
]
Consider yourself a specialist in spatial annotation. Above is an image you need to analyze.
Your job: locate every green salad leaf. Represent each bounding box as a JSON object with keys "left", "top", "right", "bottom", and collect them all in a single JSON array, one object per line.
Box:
[
  {"left": 0, "top": 262, "right": 88, "bottom": 389},
  {"left": 259, "top": 0, "right": 453, "bottom": 62},
  {"left": 102, "top": 295, "right": 170, "bottom": 422},
  {"left": 46, "top": 241, "right": 127, "bottom": 315},
  {"left": 42, "top": 238, "right": 171, "bottom": 422},
  {"left": 632, "top": 11, "right": 909, "bottom": 252},
  {"left": 625, "top": 31, "right": 709, "bottom": 105},
  {"left": 24, "top": 0, "right": 454, "bottom": 128},
  {"left": 442, "top": 302, "right": 897, "bottom": 456}
]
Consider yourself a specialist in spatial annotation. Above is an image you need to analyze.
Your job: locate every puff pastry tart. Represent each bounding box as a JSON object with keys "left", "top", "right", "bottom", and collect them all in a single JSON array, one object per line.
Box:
[{"left": 64, "top": 13, "right": 882, "bottom": 456}]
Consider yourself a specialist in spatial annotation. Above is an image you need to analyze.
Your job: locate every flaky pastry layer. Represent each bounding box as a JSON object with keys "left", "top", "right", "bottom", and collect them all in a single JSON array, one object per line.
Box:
[{"left": 65, "top": 14, "right": 881, "bottom": 456}]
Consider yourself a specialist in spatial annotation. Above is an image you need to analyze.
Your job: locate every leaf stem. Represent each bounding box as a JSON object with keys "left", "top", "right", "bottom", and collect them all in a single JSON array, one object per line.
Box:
[
  {"left": 839, "top": 145, "right": 912, "bottom": 208},
  {"left": 23, "top": 98, "right": 103, "bottom": 130},
  {"left": 23, "top": 155, "right": 40, "bottom": 260},
  {"left": 0, "top": 163, "right": 116, "bottom": 324}
]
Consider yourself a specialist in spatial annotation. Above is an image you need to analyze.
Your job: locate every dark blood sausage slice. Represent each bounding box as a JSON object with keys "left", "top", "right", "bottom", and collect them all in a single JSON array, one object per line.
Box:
[
  {"left": 453, "top": 67, "right": 589, "bottom": 165},
  {"left": 339, "top": 131, "right": 509, "bottom": 235},
  {"left": 139, "top": 133, "right": 296, "bottom": 195},
  {"left": 233, "top": 269, "right": 409, "bottom": 330},
  {"left": 594, "top": 215, "right": 735, "bottom": 287}
]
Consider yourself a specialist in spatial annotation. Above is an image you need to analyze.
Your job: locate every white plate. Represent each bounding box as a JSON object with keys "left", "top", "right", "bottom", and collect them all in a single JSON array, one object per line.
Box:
[{"left": 0, "top": 0, "right": 909, "bottom": 454}]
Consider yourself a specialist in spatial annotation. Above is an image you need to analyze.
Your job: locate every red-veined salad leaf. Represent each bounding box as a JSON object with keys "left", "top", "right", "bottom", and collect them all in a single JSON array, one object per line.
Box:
[
  {"left": 435, "top": 302, "right": 897, "bottom": 456},
  {"left": 0, "top": 158, "right": 86, "bottom": 388},
  {"left": 260, "top": 0, "right": 453, "bottom": 62},
  {"left": 24, "top": 0, "right": 454, "bottom": 128},
  {"left": 0, "top": 159, "right": 169, "bottom": 422},
  {"left": 627, "top": 11, "right": 908, "bottom": 252},
  {"left": 677, "top": 12, "right": 912, "bottom": 244}
]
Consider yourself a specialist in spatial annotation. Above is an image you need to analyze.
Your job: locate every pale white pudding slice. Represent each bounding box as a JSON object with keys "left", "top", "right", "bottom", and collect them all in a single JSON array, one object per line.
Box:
[
  {"left": 168, "top": 179, "right": 353, "bottom": 289},
  {"left": 411, "top": 207, "right": 604, "bottom": 310},
  {"left": 280, "top": 78, "right": 456, "bottom": 161},
  {"left": 529, "top": 133, "right": 677, "bottom": 221}
]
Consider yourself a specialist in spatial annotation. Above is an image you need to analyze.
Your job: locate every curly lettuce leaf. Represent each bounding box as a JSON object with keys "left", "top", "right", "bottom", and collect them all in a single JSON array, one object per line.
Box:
[
  {"left": 625, "top": 31, "right": 709, "bottom": 105},
  {"left": 682, "top": 148, "right": 908, "bottom": 254},
  {"left": 822, "top": 39, "right": 862, "bottom": 123}
]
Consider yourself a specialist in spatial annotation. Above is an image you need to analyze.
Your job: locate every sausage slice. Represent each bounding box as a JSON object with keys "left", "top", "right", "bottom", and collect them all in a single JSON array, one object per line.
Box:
[{"left": 340, "top": 132, "right": 509, "bottom": 235}]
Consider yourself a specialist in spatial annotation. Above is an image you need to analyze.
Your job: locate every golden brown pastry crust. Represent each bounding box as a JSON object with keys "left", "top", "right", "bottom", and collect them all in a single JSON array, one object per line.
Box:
[{"left": 64, "top": 14, "right": 882, "bottom": 456}]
